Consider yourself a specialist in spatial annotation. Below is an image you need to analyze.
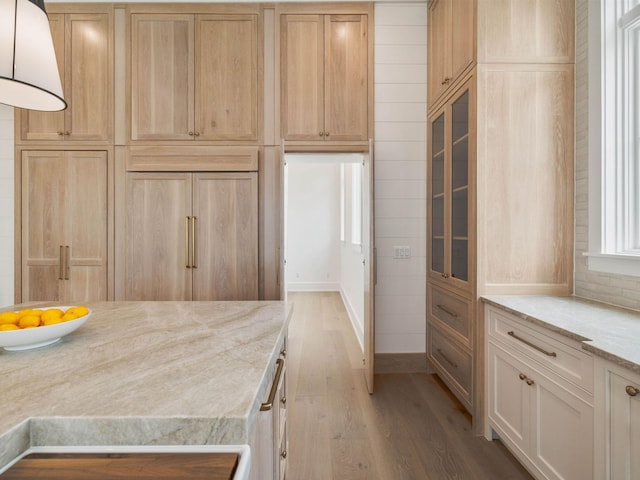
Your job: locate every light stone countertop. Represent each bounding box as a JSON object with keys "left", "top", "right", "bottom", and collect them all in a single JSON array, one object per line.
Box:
[
  {"left": 0, "top": 301, "right": 290, "bottom": 471},
  {"left": 482, "top": 295, "right": 640, "bottom": 375}
]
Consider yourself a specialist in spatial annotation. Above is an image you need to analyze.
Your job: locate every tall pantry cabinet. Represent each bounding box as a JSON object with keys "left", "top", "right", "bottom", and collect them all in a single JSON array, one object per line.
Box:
[
  {"left": 426, "top": 0, "right": 575, "bottom": 429},
  {"left": 15, "top": 4, "right": 114, "bottom": 303}
]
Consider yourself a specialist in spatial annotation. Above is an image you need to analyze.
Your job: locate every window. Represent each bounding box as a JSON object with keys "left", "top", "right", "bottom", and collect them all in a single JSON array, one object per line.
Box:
[
  {"left": 588, "top": 0, "right": 640, "bottom": 276},
  {"left": 351, "top": 163, "right": 362, "bottom": 246},
  {"left": 340, "top": 163, "right": 345, "bottom": 242}
]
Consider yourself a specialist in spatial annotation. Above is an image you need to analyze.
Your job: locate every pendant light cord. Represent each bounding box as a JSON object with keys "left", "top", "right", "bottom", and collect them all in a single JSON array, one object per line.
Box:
[{"left": 11, "top": 0, "right": 18, "bottom": 79}]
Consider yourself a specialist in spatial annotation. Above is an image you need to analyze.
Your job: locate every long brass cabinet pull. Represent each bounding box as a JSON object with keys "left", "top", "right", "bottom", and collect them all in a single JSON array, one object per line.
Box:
[
  {"left": 507, "top": 331, "right": 557, "bottom": 357},
  {"left": 437, "top": 348, "right": 458, "bottom": 369},
  {"left": 437, "top": 304, "right": 458, "bottom": 318},
  {"left": 261, "top": 358, "right": 285, "bottom": 411},
  {"left": 191, "top": 216, "right": 197, "bottom": 268},
  {"left": 626, "top": 385, "right": 640, "bottom": 397},
  {"left": 65, "top": 246, "right": 70, "bottom": 280},
  {"left": 58, "top": 245, "right": 64, "bottom": 280},
  {"left": 185, "top": 217, "right": 191, "bottom": 268}
]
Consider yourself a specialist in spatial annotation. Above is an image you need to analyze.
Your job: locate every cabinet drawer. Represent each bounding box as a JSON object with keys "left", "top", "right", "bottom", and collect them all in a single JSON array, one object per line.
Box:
[
  {"left": 428, "top": 325, "right": 472, "bottom": 407},
  {"left": 487, "top": 306, "right": 593, "bottom": 393},
  {"left": 429, "top": 285, "right": 471, "bottom": 344}
]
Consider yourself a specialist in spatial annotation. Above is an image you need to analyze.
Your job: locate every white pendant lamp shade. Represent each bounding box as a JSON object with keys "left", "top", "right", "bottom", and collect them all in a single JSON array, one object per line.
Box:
[{"left": 0, "top": 0, "right": 66, "bottom": 111}]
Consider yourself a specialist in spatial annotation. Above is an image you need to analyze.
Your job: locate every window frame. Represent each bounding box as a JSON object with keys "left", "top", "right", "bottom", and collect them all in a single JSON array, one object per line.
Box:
[{"left": 587, "top": 0, "right": 640, "bottom": 276}]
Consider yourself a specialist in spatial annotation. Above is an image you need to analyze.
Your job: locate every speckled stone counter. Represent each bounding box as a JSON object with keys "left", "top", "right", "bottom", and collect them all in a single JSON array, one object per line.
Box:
[
  {"left": 0, "top": 301, "right": 290, "bottom": 472},
  {"left": 482, "top": 295, "right": 640, "bottom": 374}
]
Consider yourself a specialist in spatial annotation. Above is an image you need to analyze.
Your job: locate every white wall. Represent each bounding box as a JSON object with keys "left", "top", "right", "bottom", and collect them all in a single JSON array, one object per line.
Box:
[
  {"left": 286, "top": 160, "right": 341, "bottom": 291},
  {"left": 373, "top": 3, "right": 427, "bottom": 353},
  {"left": 0, "top": 105, "right": 14, "bottom": 307}
]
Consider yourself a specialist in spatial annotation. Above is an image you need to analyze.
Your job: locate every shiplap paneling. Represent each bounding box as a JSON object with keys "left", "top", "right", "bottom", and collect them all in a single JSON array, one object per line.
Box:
[
  {"left": 0, "top": 105, "right": 13, "bottom": 307},
  {"left": 374, "top": 2, "right": 427, "bottom": 354}
]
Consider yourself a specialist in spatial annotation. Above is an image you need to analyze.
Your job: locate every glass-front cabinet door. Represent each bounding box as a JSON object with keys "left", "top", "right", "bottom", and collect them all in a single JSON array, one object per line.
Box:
[{"left": 428, "top": 83, "right": 472, "bottom": 292}]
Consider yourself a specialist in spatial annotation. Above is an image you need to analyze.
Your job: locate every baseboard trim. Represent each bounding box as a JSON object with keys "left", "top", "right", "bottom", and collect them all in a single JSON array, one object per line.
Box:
[
  {"left": 375, "top": 353, "right": 428, "bottom": 374},
  {"left": 287, "top": 282, "right": 340, "bottom": 292}
]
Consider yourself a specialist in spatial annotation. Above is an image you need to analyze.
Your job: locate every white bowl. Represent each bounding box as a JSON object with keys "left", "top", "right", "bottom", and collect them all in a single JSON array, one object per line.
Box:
[{"left": 0, "top": 307, "right": 91, "bottom": 351}]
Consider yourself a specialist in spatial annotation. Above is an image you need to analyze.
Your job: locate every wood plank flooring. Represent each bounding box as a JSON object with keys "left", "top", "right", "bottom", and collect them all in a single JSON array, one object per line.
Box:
[{"left": 286, "top": 291, "right": 534, "bottom": 480}]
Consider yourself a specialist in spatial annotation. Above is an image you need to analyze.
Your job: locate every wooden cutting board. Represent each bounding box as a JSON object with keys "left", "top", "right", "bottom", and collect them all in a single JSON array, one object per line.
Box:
[{"left": 1, "top": 452, "right": 239, "bottom": 479}]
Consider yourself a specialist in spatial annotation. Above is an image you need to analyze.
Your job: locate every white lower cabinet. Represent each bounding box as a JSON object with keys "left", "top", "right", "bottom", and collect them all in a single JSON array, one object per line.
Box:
[
  {"left": 486, "top": 305, "right": 594, "bottom": 480},
  {"left": 594, "top": 359, "right": 640, "bottom": 480},
  {"left": 249, "top": 335, "right": 287, "bottom": 480}
]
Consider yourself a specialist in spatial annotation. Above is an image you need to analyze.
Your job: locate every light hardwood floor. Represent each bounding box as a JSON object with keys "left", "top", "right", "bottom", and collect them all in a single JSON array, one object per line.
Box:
[{"left": 286, "top": 291, "right": 534, "bottom": 480}]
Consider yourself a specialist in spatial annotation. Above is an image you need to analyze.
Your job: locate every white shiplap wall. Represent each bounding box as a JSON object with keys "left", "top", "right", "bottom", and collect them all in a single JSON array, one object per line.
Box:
[
  {"left": 374, "top": 3, "right": 427, "bottom": 353},
  {"left": 0, "top": 105, "right": 14, "bottom": 307}
]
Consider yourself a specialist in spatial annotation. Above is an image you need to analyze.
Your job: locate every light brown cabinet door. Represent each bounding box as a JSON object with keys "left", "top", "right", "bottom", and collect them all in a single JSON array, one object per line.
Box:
[
  {"left": 19, "top": 12, "right": 112, "bottom": 142},
  {"left": 21, "top": 151, "right": 108, "bottom": 302},
  {"left": 280, "top": 15, "right": 324, "bottom": 141},
  {"left": 324, "top": 15, "right": 368, "bottom": 141},
  {"left": 196, "top": 15, "right": 258, "bottom": 141},
  {"left": 192, "top": 173, "right": 258, "bottom": 300},
  {"left": 125, "top": 173, "right": 193, "bottom": 300},
  {"left": 130, "top": 14, "right": 194, "bottom": 141},
  {"left": 130, "top": 14, "right": 258, "bottom": 142},
  {"left": 281, "top": 14, "right": 369, "bottom": 142},
  {"left": 19, "top": 15, "right": 66, "bottom": 142},
  {"left": 427, "top": 0, "right": 474, "bottom": 109}
]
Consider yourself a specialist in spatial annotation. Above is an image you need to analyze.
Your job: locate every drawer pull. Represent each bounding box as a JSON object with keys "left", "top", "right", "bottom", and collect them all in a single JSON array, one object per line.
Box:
[
  {"left": 519, "top": 373, "right": 526, "bottom": 381},
  {"left": 260, "top": 358, "right": 285, "bottom": 411},
  {"left": 281, "top": 396, "right": 287, "bottom": 406},
  {"left": 526, "top": 378, "right": 535, "bottom": 386},
  {"left": 281, "top": 450, "right": 287, "bottom": 459},
  {"left": 507, "top": 331, "right": 557, "bottom": 357},
  {"left": 626, "top": 385, "right": 640, "bottom": 397},
  {"left": 437, "top": 348, "right": 458, "bottom": 369},
  {"left": 436, "top": 304, "right": 458, "bottom": 318}
]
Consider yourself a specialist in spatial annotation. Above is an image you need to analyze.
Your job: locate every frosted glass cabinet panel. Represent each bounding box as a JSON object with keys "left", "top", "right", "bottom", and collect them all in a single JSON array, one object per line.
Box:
[{"left": 428, "top": 83, "right": 471, "bottom": 292}]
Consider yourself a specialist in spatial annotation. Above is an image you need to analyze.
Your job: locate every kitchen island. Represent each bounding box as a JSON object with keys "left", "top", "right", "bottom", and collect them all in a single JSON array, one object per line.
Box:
[{"left": 0, "top": 301, "right": 290, "bottom": 478}]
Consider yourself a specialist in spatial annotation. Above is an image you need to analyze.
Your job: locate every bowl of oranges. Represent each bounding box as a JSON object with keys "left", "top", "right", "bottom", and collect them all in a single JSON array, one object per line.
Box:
[{"left": 0, "top": 306, "right": 91, "bottom": 351}]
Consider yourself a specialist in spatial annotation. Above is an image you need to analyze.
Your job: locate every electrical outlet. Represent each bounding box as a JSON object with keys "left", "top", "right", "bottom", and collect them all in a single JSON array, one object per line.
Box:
[{"left": 393, "top": 246, "right": 411, "bottom": 259}]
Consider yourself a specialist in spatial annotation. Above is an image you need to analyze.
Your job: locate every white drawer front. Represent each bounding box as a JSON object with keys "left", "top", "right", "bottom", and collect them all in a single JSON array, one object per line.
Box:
[{"left": 487, "top": 306, "right": 593, "bottom": 393}]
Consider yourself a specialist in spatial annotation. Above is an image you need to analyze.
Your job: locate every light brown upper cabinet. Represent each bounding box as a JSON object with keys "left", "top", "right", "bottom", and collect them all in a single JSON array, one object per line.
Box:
[
  {"left": 17, "top": 7, "right": 113, "bottom": 144},
  {"left": 130, "top": 13, "right": 259, "bottom": 143},
  {"left": 280, "top": 13, "right": 369, "bottom": 142},
  {"left": 124, "top": 171, "right": 258, "bottom": 301},
  {"left": 19, "top": 150, "right": 109, "bottom": 303},
  {"left": 427, "top": 0, "right": 474, "bottom": 110}
]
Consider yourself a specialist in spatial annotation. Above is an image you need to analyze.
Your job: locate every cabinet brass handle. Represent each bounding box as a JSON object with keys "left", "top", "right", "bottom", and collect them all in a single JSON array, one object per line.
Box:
[
  {"left": 281, "top": 450, "right": 287, "bottom": 459},
  {"left": 325, "top": 132, "right": 329, "bottom": 137},
  {"left": 57, "top": 131, "right": 64, "bottom": 136},
  {"left": 281, "top": 396, "right": 287, "bottom": 406},
  {"left": 191, "top": 216, "right": 197, "bottom": 269},
  {"left": 441, "top": 272, "right": 450, "bottom": 279},
  {"left": 441, "top": 77, "right": 451, "bottom": 85},
  {"left": 260, "top": 358, "right": 285, "bottom": 411},
  {"left": 319, "top": 131, "right": 324, "bottom": 137},
  {"left": 507, "top": 331, "right": 557, "bottom": 357},
  {"left": 526, "top": 378, "right": 535, "bottom": 386},
  {"left": 58, "top": 245, "right": 64, "bottom": 280},
  {"left": 188, "top": 131, "right": 194, "bottom": 136},
  {"left": 519, "top": 373, "right": 526, "bottom": 381},
  {"left": 64, "top": 246, "right": 70, "bottom": 280},
  {"left": 194, "top": 131, "right": 200, "bottom": 137},
  {"left": 436, "top": 304, "right": 458, "bottom": 318},
  {"left": 185, "top": 217, "right": 191, "bottom": 268},
  {"left": 280, "top": 348, "right": 287, "bottom": 358},
  {"left": 437, "top": 348, "right": 458, "bottom": 369},
  {"left": 626, "top": 385, "right": 640, "bottom": 397}
]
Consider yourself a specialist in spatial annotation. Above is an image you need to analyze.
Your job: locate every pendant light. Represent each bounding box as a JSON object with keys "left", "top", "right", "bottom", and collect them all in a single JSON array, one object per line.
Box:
[{"left": 0, "top": 0, "right": 66, "bottom": 111}]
